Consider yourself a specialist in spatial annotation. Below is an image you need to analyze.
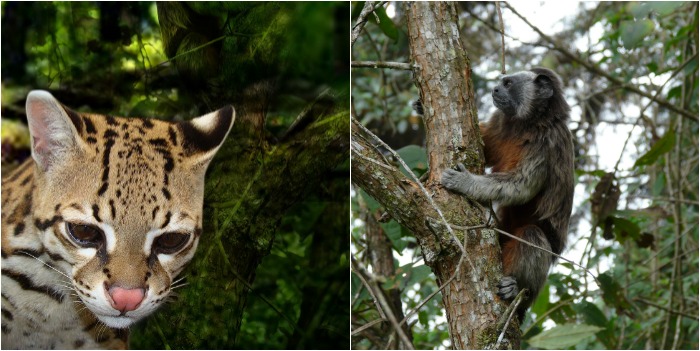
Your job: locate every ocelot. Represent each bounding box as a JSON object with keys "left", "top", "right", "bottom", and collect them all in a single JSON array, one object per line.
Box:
[{"left": 1, "top": 91, "right": 234, "bottom": 349}]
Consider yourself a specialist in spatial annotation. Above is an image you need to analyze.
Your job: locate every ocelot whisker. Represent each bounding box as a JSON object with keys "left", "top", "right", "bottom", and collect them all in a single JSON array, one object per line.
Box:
[
  {"left": 165, "top": 296, "right": 178, "bottom": 304},
  {"left": 171, "top": 282, "right": 189, "bottom": 290},
  {"left": 96, "top": 321, "right": 109, "bottom": 342},
  {"left": 171, "top": 275, "right": 188, "bottom": 285},
  {"left": 4, "top": 90, "right": 234, "bottom": 348},
  {"left": 17, "top": 250, "right": 71, "bottom": 280}
]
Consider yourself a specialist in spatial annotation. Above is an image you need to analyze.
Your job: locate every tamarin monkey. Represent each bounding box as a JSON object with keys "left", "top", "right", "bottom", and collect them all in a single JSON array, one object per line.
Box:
[{"left": 419, "top": 67, "right": 574, "bottom": 321}]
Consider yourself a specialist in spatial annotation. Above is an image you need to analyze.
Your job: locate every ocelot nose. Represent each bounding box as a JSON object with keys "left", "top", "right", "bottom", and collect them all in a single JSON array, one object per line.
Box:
[{"left": 106, "top": 284, "right": 146, "bottom": 313}]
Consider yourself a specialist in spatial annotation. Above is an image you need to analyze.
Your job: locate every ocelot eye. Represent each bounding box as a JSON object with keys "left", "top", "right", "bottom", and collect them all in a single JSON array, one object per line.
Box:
[
  {"left": 65, "top": 222, "right": 104, "bottom": 247},
  {"left": 153, "top": 232, "right": 190, "bottom": 254}
]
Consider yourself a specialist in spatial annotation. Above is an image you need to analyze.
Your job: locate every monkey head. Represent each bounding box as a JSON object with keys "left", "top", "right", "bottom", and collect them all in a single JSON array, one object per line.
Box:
[{"left": 491, "top": 68, "right": 565, "bottom": 120}]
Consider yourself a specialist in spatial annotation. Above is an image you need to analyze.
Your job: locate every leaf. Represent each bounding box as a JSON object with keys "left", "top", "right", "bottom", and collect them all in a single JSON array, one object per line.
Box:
[
  {"left": 666, "top": 85, "right": 683, "bottom": 100},
  {"left": 683, "top": 58, "right": 698, "bottom": 76},
  {"left": 620, "top": 20, "right": 654, "bottom": 49},
  {"left": 418, "top": 310, "right": 429, "bottom": 327},
  {"left": 634, "top": 130, "right": 676, "bottom": 167},
  {"left": 636, "top": 232, "right": 655, "bottom": 249},
  {"left": 598, "top": 272, "right": 632, "bottom": 310},
  {"left": 370, "top": 6, "right": 399, "bottom": 41},
  {"left": 646, "top": 61, "right": 658, "bottom": 73},
  {"left": 530, "top": 282, "right": 551, "bottom": 317},
  {"left": 406, "top": 265, "right": 432, "bottom": 286},
  {"left": 628, "top": 2, "right": 650, "bottom": 19},
  {"left": 573, "top": 302, "right": 616, "bottom": 348},
  {"left": 351, "top": 1, "right": 366, "bottom": 19},
  {"left": 652, "top": 171, "right": 666, "bottom": 196},
  {"left": 527, "top": 324, "right": 603, "bottom": 349},
  {"left": 358, "top": 188, "right": 382, "bottom": 212},
  {"left": 647, "top": 2, "right": 685, "bottom": 16},
  {"left": 397, "top": 145, "right": 428, "bottom": 177},
  {"left": 380, "top": 220, "right": 406, "bottom": 252},
  {"left": 573, "top": 301, "right": 608, "bottom": 327},
  {"left": 610, "top": 216, "right": 641, "bottom": 241}
]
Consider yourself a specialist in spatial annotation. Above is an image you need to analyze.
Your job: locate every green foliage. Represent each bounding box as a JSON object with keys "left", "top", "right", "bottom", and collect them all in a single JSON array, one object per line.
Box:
[
  {"left": 352, "top": 1, "right": 698, "bottom": 349},
  {"left": 620, "top": 19, "right": 655, "bottom": 49},
  {"left": 527, "top": 324, "right": 604, "bottom": 349},
  {"left": 397, "top": 145, "right": 428, "bottom": 178},
  {"left": 633, "top": 130, "right": 676, "bottom": 167}
]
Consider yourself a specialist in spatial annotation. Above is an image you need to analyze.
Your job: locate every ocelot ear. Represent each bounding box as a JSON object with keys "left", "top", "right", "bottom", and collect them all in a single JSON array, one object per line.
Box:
[
  {"left": 25, "top": 90, "right": 84, "bottom": 172},
  {"left": 177, "top": 105, "right": 235, "bottom": 166}
]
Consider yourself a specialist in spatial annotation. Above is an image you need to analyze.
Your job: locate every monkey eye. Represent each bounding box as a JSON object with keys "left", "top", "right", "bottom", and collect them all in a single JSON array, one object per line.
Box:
[{"left": 503, "top": 79, "right": 512, "bottom": 88}]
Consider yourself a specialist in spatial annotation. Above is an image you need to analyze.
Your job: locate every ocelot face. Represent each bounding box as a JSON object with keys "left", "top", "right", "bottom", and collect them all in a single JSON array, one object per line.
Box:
[
  {"left": 38, "top": 164, "right": 205, "bottom": 328},
  {"left": 26, "top": 91, "right": 234, "bottom": 328}
]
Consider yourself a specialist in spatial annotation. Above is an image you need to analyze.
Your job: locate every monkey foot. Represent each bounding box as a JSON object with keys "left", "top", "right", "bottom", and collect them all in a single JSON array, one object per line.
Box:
[{"left": 497, "top": 275, "right": 519, "bottom": 300}]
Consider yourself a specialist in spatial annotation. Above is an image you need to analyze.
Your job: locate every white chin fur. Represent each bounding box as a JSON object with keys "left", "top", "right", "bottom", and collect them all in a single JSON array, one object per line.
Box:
[{"left": 97, "top": 314, "right": 138, "bottom": 329}]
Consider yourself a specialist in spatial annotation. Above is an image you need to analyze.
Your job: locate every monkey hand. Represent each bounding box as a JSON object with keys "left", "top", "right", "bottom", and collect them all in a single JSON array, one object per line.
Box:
[
  {"left": 497, "top": 276, "right": 519, "bottom": 300},
  {"left": 441, "top": 163, "right": 475, "bottom": 195}
]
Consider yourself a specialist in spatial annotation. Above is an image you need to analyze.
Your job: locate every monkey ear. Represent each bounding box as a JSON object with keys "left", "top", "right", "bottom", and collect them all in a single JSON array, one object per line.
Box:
[{"left": 534, "top": 74, "right": 554, "bottom": 99}]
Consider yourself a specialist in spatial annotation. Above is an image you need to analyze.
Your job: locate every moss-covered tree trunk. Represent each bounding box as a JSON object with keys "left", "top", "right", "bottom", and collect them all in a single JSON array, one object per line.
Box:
[
  {"left": 203, "top": 103, "right": 349, "bottom": 344},
  {"left": 129, "top": 4, "right": 349, "bottom": 348},
  {"left": 352, "top": 2, "right": 519, "bottom": 348}
]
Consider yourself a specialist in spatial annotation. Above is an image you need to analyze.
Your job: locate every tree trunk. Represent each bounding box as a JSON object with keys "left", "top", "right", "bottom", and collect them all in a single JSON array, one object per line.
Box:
[
  {"left": 365, "top": 204, "right": 413, "bottom": 348},
  {"left": 352, "top": 2, "right": 519, "bottom": 348}
]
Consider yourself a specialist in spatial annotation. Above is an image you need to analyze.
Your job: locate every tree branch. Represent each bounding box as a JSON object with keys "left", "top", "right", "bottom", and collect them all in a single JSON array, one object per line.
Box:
[
  {"left": 351, "top": 2, "right": 388, "bottom": 47},
  {"left": 503, "top": 3, "right": 698, "bottom": 122},
  {"left": 351, "top": 61, "right": 414, "bottom": 70},
  {"left": 352, "top": 258, "right": 415, "bottom": 350}
]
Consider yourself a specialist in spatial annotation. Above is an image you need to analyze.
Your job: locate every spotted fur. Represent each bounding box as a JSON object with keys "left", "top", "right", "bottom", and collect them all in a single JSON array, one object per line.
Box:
[{"left": 1, "top": 91, "right": 234, "bottom": 349}]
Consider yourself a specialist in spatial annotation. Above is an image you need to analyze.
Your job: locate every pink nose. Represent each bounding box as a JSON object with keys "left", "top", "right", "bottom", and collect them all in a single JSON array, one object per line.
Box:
[{"left": 107, "top": 285, "right": 145, "bottom": 313}]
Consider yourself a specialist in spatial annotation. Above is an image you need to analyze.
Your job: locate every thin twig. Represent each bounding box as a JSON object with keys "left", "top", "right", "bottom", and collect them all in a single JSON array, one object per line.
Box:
[
  {"left": 496, "top": 289, "right": 524, "bottom": 345},
  {"left": 633, "top": 298, "right": 698, "bottom": 320},
  {"left": 352, "top": 2, "right": 388, "bottom": 47},
  {"left": 463, "top": 7, "right": 554, "bottom": 50},
  {"left": 503, "top": 3, "right": 698, "bottom": 122},
  {"left": 352, "top": 318, "right": 387, "bottom": 336},
  {"left": 352, "top": 61, "right": 414, "bottom": 70},
  {"left": 636, "top": 195, "right": 699, "bottom": 205},
  {"left": 397, "top": 226, "right": 485, "bottom": 329},
  {"left": 351, "top": 149, "right": 395, "bottom": 171},
  {"left": 495, "top": 2, "right": 506, "bottom": 74},
  {"left": 352, "top": 2, "right": 376, "bottom": 47},
  {"left": 522, "top": 296, "right": 577, "bottom": 336},
  {"left": 492, "top": 227, "right": 601, "bottom": 288},
  {"left": 351, "top": 257, "right": 388, "bottom": 321},
  {"left": 613, "top": 52, "right": 699, "bottom": 173},
  {"left": 152, "top": 35, "right": 226, "bottom": 69},
  {"left": 352, "top": 258, "right": 415, "bottom": 349}
]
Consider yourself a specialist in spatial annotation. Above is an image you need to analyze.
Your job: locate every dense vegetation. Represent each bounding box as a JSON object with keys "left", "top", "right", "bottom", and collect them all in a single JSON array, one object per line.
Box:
[{"left": 2, "top": 2, "right": 350, "bottom": 349}]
